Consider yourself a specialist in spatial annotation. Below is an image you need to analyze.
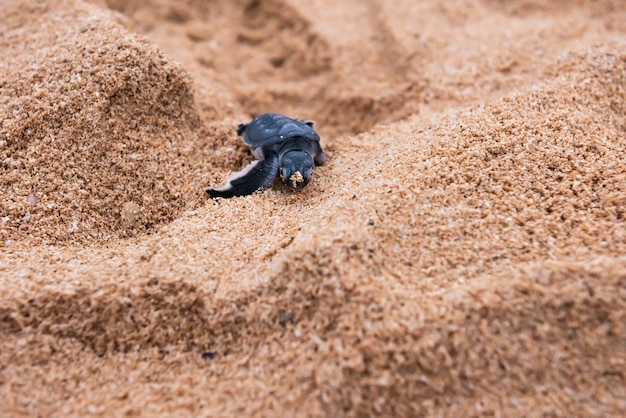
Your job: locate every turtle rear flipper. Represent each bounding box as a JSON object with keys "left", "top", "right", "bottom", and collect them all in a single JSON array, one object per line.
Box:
[
  {"left": 206, "top": 154, "right": 279, "bottom": 198},
  {"left": 237, "top": 123, "right": 249, "bottom": 136}
]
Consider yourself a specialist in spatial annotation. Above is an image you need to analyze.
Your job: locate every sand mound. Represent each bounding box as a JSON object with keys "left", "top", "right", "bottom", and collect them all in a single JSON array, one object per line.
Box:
[
  {"left": 1, "top": 0, "right": 626, "bottom": 416},
  {"left": 0, "top": 0, "right": 211, "bottom": 245}
]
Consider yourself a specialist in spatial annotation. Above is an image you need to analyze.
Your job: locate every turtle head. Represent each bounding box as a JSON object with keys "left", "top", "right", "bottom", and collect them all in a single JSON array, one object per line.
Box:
[{"left": 279, "top": 151, "right": 314, "bottom": 190}]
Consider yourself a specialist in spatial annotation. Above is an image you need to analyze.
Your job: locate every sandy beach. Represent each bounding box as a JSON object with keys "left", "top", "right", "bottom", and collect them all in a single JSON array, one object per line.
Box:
[{"left": 1, "top": 0, "right": 625, "bottom": 416}]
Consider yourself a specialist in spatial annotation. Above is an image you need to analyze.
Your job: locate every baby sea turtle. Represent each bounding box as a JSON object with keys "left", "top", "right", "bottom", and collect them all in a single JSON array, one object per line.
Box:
[{"left": 206, "top": 113, "right": 326, "bottom": 198}]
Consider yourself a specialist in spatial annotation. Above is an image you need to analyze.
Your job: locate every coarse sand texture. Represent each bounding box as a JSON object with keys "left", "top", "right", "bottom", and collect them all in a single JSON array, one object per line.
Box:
[{"left": 1, "top": 0, "right": 626, "bottom": 416}]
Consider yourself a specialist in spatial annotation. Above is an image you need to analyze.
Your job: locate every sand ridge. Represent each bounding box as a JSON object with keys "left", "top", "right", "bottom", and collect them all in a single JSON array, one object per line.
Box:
[{"left": 1, "top": 0, "right": 626, "bottom": 416}]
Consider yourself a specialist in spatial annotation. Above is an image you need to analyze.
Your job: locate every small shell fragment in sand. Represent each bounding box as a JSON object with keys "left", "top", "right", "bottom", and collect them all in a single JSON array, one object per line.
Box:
[
  {"left": 68, "top": 221, "right": 78, "bottom": 233},
  {"left": 121, "top": 201, "right": 141, "bottom": 224}
]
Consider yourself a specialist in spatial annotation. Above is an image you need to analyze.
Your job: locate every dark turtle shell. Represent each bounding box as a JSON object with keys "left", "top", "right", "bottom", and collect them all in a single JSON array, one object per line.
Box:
[
  {"left": 206, "top": 112, "right": 325, "bottom": 198},
  {"left": 238, "top": 113, "right": 319, "bottom": 149}
]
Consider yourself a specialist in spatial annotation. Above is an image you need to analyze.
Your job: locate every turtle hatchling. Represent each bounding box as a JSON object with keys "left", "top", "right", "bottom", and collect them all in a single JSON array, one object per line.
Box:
[{"left": 206, "top": 113, "right": 326, "bottom": 198}]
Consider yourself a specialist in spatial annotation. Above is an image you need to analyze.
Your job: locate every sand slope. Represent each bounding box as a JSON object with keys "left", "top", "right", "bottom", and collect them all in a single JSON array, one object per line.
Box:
[{"left": 1, "top": 0, "right": 626, "bottom": 416}]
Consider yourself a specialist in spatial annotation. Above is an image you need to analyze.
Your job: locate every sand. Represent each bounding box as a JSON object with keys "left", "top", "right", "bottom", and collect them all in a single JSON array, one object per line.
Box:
[{"left": 1, "top": 0, "right": 625, "bottom": 416}]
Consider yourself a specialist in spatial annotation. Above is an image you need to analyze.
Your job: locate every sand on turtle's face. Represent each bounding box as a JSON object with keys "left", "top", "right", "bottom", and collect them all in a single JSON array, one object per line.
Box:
[
  {"left": 288, "top": 170, "right": 304, "bottom": 188},
  {"left": 1, "top": 0, "right": 626, "bottom": 416}
]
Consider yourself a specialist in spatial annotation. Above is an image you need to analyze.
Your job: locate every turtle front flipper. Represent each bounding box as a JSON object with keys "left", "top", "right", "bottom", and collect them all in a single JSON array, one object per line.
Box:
[
  {"left": 312, "top": 140, "right": 326, "bottom": 165},
  {"left": 206, "top": 154, "right": 279, "bottom": 198}
]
